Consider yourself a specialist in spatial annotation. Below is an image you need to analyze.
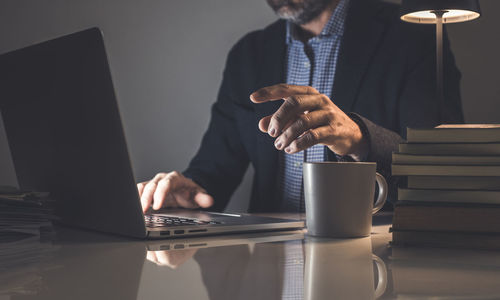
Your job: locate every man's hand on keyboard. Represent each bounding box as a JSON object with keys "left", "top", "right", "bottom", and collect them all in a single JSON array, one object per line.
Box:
[{"left": 137, "top": 171, "right": 214, "bottom": 213}]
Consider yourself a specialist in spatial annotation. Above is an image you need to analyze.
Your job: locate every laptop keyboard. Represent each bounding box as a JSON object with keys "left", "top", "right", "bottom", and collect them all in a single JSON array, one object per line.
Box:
[{"left": 144, "top": 215, "right": 223, "bottom": 227}]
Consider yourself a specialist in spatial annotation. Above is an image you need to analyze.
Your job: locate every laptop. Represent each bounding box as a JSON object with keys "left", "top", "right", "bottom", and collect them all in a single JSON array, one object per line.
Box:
[{"left": 0, "top": 28, "right": 304, "bottom": 239}]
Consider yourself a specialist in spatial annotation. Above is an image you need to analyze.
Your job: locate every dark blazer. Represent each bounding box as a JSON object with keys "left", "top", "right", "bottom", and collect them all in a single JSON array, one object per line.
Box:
[{"left": 183, "top": 0, "right": 463, "bottom": 212}]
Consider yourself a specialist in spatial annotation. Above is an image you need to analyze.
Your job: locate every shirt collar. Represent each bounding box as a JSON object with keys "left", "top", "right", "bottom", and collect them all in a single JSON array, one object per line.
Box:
[{"left": 286, "top": 0, "right": 350, "bottom": 44}]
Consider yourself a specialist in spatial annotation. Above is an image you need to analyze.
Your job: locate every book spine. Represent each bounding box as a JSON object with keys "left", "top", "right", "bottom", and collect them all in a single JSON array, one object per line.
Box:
[
  {"left": 398, "top": 188, "right": 500, "bottom": 205},
  {"left": 391, "top": 165, "right": 500, "bottom": 176},
  {"left": 407, "top": 176, "right": 500, "bottom": 190},
  {"left": 393, "top": 204, "right": 500, "bottom": 233},
  {"left": 399, "top": 143, "right": 500, "bottom": 156},
  {"left": 407, "top": 128, "right": 500, "bottom": 143},
  {"left": 392, "top": 153, "right": 500, "bottom": 165}
]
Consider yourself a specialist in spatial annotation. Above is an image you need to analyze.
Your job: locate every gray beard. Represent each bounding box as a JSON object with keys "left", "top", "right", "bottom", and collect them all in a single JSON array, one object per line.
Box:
[{"left": 267, "top": 0, "right": 332, "bottom": 25}]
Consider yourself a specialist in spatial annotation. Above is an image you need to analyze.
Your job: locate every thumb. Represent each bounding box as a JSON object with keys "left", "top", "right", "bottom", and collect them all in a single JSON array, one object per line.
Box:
[{"left": 194, "top": 192, "right": 214, "bottom": 208}]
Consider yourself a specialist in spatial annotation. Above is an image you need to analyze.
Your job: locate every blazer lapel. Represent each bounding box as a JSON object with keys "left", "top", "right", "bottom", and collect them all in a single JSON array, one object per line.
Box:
[{"left": 332, "top": 0, "right": 388, "bottom": 112}]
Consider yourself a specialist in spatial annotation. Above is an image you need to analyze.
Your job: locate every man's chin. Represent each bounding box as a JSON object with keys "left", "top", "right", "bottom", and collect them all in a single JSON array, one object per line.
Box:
[
  {"left": 276, "top": 7, "right": 300, "bottom": 19},
  {"left": 275, "top": 7, "right": 307, "bottom": 24},
  {"left": 268, "top": 0, "right": 331, "bottom": 25}
]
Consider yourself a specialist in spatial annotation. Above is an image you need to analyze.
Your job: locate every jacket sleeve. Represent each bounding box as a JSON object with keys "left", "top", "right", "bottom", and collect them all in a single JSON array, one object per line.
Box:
[{"left": 182, "top": 45, "right": 251, "bottom": 212}]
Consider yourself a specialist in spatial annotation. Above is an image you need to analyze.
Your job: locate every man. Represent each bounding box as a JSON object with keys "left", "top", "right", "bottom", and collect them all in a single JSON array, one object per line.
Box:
[{"left": 137, "top": 0, "right": 463, "bottom": 213}]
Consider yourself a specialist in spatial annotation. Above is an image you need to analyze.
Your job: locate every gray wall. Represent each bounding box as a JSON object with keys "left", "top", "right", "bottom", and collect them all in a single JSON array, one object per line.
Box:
[
  {"left": 1, "top": 0, "right": 499, "bottom": 212},
  {"left": 447, "top": 1, "right": 500, "bottom": 123}
]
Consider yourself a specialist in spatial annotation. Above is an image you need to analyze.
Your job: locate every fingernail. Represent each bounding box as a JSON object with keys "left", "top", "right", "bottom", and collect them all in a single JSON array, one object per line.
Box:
[
  {"left": 269, "top": 128, "right": 276, "bottom": 137},
  {"left": 285, "top": 147, "right": 291, "bottom": 153},
  {"left": 275, "top": 140, "right": 282, "bottom": 150}
]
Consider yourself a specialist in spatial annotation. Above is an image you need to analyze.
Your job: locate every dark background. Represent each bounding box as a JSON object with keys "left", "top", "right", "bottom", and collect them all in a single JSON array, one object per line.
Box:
[{"left": 0, "top": 0, "right": 499, "bottom": 211}]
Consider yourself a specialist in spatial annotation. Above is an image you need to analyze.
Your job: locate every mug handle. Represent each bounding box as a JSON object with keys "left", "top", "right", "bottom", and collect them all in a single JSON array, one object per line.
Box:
[
  {"left": 372, "top": 172, "right": 388, "bottom": 214},
  {"left": 372, "top": 254, "right": 388, "bottom": 299}
]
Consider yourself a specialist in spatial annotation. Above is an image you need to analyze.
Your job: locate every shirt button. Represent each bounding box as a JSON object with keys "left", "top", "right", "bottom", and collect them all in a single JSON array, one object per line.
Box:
[
  {"left": 294, "top": 162, "right": 302, "bottom": 168},
  {"left": 303, "top": 61, "right": 310, "bottom": 68}
]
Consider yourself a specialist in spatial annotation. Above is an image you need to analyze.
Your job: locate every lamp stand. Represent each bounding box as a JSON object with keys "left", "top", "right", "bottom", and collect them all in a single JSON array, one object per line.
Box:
[{"left": 432, "top": 10, "right": 447, "bottom": 123}]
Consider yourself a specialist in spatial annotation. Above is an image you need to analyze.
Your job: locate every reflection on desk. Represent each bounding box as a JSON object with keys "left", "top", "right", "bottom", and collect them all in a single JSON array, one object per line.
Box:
[
  {"left": 3, "top": 214, "right": 500, "bottom": 300},
  {"left": 390, "top": 246, "right": 500, "bottom": 299}
]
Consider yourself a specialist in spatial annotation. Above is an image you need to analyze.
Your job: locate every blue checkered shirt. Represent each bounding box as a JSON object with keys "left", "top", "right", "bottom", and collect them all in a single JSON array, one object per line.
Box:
[
  {"left": 280, "top": 2, "right": 350, "bottom": 299},
  {"left": 279, "top": 0, "right": 350, "bottom": 213}
]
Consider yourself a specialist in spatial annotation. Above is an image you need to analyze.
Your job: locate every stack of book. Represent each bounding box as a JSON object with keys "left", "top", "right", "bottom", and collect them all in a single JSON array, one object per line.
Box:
[
  {"left": 391, "top": 124, "right": 500, "bottom": 249},
  {"left": 0, "top": 187, "right": 55, "bottom": 238}
]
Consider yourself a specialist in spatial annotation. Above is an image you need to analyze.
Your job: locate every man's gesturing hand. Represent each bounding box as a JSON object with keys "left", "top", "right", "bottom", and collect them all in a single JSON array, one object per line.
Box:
[
  {"left": 250, "top": 84, "right": 367, "bottom": 157},
  {"left": 137, "top": 171, "right": 214, "bottom": 213}
]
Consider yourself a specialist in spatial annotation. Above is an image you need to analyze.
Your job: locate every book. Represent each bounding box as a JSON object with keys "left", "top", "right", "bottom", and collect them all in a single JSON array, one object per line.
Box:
[
  {"left": 408, "top": 176, "right": 500, "bottom": 190},
  {"left": 392, "top": 164, "right": 500, "bottom": 176},
  {"left": 392, "top": 202, "right": 500, "bottom": 233},
  {"left": 392, "top": 153, "right": 500, "bottom": 165},
  {"left": 398, "top": 188, "right": 500, "bottom": 204},
  {"left": 391, "top": 229, "right": 500, "bottom": 251},
  {"left": 407, "top": 124, "right": 500, "bottom": 143},
  {"left": 398, "top": 142, "right": 500, "bottom": 155},
  {"left": 390, "top": 244, "right": 500, "bottom": 264},
  {"left": 0, "top": 189, "right": 55, "bottom": 237}
]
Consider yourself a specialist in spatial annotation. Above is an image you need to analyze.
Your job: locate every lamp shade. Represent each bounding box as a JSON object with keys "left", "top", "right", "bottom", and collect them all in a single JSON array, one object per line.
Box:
[{"left": 400, "top": 0, "right": 481, "bottom": 24}]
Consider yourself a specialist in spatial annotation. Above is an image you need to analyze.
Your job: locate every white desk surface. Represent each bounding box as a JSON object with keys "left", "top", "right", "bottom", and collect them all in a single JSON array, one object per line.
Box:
[{"left": 2, "top": 212, "right": 500, "bottom": 300}]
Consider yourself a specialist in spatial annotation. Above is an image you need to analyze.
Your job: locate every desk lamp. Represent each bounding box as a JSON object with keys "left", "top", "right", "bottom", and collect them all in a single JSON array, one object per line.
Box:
[{"left": 400, "top": 0, "right": 481, "bottom": 122}]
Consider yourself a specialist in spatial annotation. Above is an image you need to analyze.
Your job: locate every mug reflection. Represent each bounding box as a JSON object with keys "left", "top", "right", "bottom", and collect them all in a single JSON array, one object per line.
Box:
[{"left": 304, "top": 237, "right": 386, "bottom": 300}]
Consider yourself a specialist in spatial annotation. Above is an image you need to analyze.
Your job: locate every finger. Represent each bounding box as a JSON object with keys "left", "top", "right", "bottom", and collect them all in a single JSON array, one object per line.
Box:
[
  {"left": 155, "top": 249, "right": 197, "bottom": 269},
  {"left": 284, "top": 126, "right": 332, "bottom": 154},
  {"left": 194, "top": 192, "right": 214, "bottom": 208},
  {"left": 141, "top": 181, "right": 158, "bottom": 213},
  {"left": 146, "top": 251, "right": 159, "bottom": 265},
  {"left": 274, "top": 110, "right": 331, "bottom": 150},
  {"left": 137, "top": 182, "right": 146, "bottom": 196},
  {"left": 173, "top": 189, "right": 201, "bottom": 209},
  {"left": 170, "top": 186, "right": 212, "bottom": 209},
  {"left": 250, "top": 84, "right": 319, "bottom": 103},
  {"left": 164, "top": 193, "right": 179, "bottom": 208},
  {"left": 152, "top": 179, "right": 169, "bottom": 210},
  {"left": 152, "top": 172, "right": 167, "bottom": 184},
  {"left": 259, "top": 115, "right": 295, "bottom": 134},
  {"left": 268, "top": 94, "right": 328, "bottom": 137},
  {"left": 154, "top": 251, "right": 172, "bottom": 267},
  {"left": 258, "top": 115, "right": 272, "bottom": 133},
  {"left": 152, "top": 173, "right": 179, "bottom": 210}
]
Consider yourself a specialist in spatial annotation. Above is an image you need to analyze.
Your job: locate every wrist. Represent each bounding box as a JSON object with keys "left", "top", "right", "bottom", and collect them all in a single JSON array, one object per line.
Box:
[
  {"left": 347, "top": 113, "right": 370, "bottom": 161},
  {"left": 349, "top": 130, "right": 368, "bottom": 161},
  {"left": 325, "top": 124, "right": 367, "bottom": 158}
]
